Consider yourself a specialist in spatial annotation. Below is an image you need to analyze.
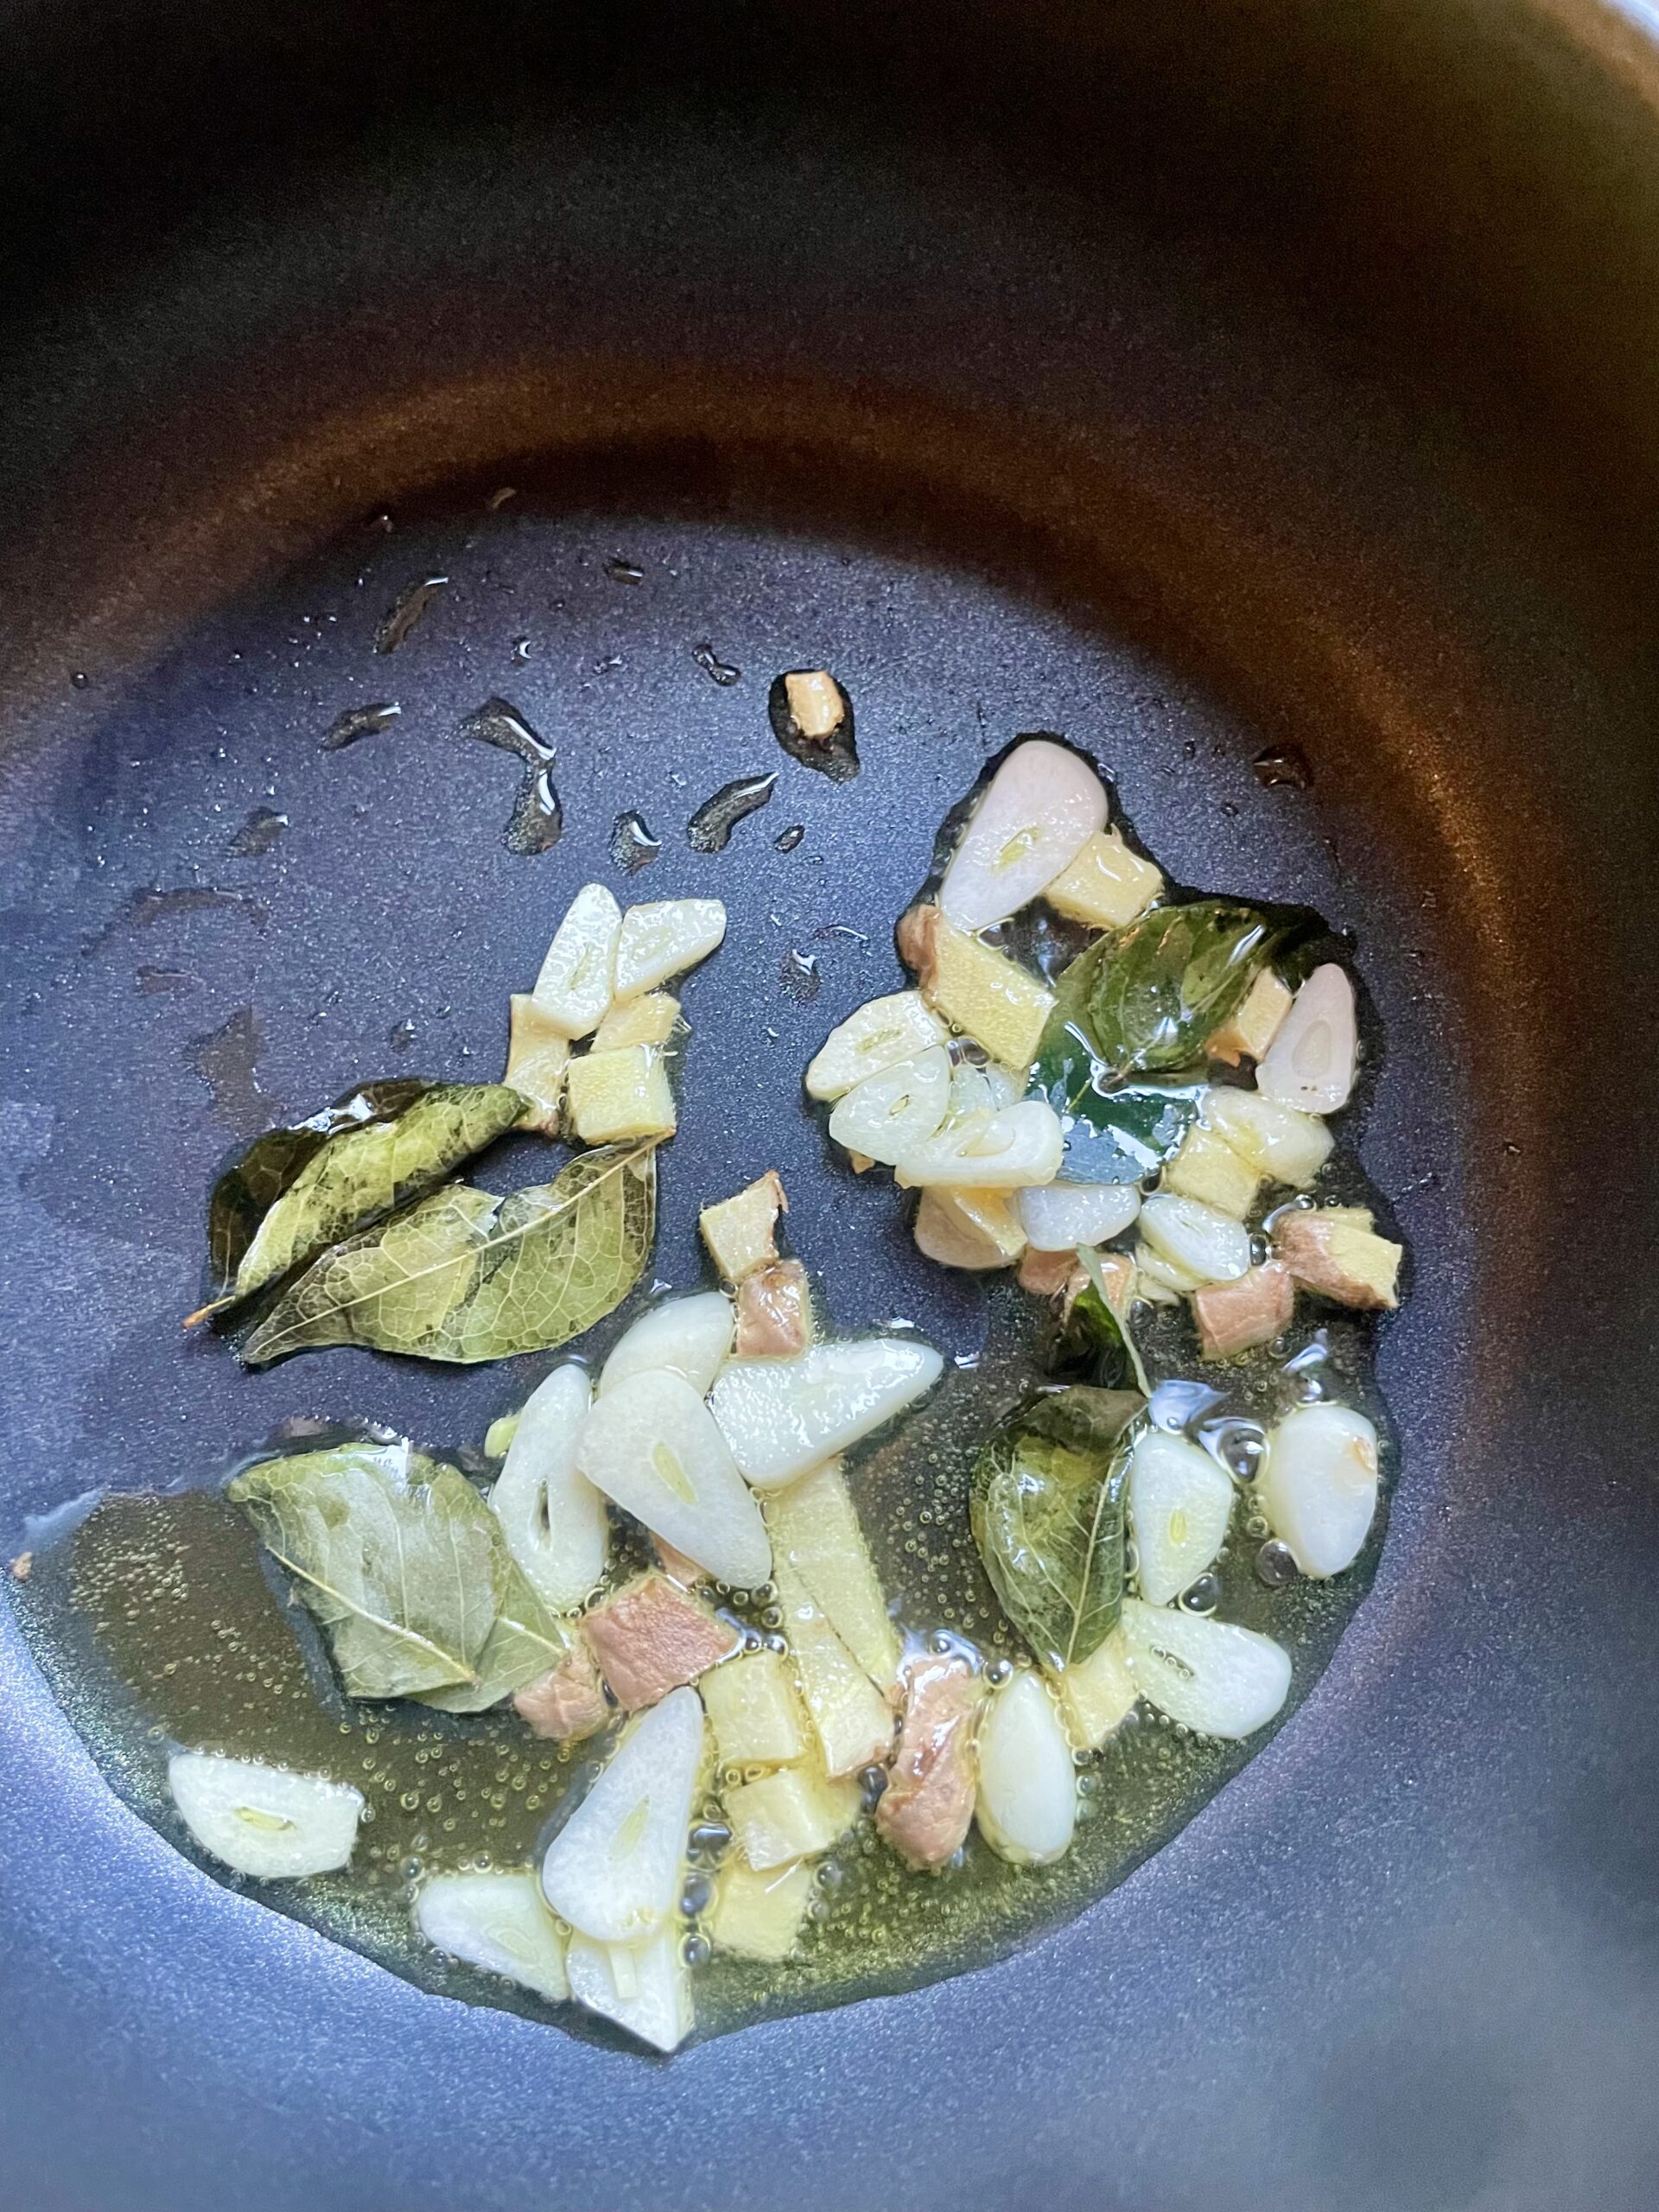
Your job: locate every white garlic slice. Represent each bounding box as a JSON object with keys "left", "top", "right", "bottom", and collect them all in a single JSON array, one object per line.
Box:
[
  {"left": 828, "top": 1047, "right": 952, "bottom": 1166},
  {"left": 1256, "top": 963, "right": 1357, "bottom": 1114},
  {"left": 168, "top": 1752, "right": 364, "bottom": 1879},
  {"left": 1128, "top": 1430, "right": 1235, "bottom": 1605},
  {"left": 539, "top": 1687, "right": 703, "bottom": 1944},
  {"left": 416, "top": 1870, "right": 570, "bottom": 2003},
  {"left": 938, "top": 740, "right": 1109, "bottom": 931},
  {"left": 710, "top": 1339, "right": 944, "bottom": 1489},
  {"left": 575, "top": 1370, "right": 771, "bottom": 1586},
  {"left": 613, "top": 899, "right": 727, "bottom": 1001},
  {"left": 894, "top": 1101, "right": 1065, "bottom": 1191},
  {"left": 1120, "top": 1599, "right": 1291, "bottom": 1738},
  {"left": 1018, "top": 1179, "right": 1142, "bottom": 1250},
  {"left": 805, "top": 991, "right": 949, "bottom": 1101},
  {"left": 975, "top": 1670, "right": 1077, "bottom": 1866},
  {"left": 599, "top": 1292, "right": 735, "bottom": 1399},
  {"left": 565, "top": 1923, "right": 694, "bottom": 2052},
  {"left": 1258, "top": 1402, "right": 1380, "bottom": 1577},
  {"left": 492, "top": 1363, "right": 607, "bottom": 1613},
  {"left": 531, "top": 881, "right": 622, "bottom": 1039},
  {"left": 1138, "top": 1193, "right": 1252, "bottom": 1284},
  {"left": 1202, "top": 1087, "right": 1334, "bottom": 1188}
]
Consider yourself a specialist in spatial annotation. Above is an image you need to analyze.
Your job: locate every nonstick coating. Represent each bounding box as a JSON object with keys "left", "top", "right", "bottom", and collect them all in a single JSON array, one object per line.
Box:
[{"left": 2, "top": 5, "right": 1658, "bottom": 2209}]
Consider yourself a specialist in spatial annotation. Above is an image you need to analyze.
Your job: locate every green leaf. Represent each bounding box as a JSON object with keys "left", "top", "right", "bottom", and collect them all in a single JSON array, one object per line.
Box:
[
  {"left": 228, "top": 1440, "right": 505, "bottom": 1698},
  {"left": 419, "top": 1558, "right": 574, "bottom": 1713},
  {"left": 240, "top": 1141, "right": 658, "bottom": 1366},
  {"left": 969, "top": 1386, "right": 1144, "bottom": 1673},
  {"left": 1033, "top": 1062, "right": 1206, "bottom": 1184},
  {"left": 199, "top": 1080, "right": 526, "bottom": 1315},
  {"left": 1036, "top": 900, "right": 1282, "bottom": 1085},
  {"left": 1072, "top": 1247, "right": 1152, "bottom": 1395}
]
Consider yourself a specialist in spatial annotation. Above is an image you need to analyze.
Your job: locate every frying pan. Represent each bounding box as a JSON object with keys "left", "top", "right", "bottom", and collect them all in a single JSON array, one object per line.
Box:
[{"left": 3, "top": 1, "right": 1657, "bottom": 2206}]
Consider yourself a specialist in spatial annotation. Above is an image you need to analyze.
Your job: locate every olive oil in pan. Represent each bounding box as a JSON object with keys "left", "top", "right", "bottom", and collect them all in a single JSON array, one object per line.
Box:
[{"left": 10, "top": 1273, "right": 1390, "bottom": 2049}]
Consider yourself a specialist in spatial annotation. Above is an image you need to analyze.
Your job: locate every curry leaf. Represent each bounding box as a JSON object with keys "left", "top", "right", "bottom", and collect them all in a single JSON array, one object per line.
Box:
[
  {"left": 1073, "top": 1247, "right": 1153, "bottom": 1395},
  {"left": 197, "top": 1080, "right": 526, "bottom": 1318},
  {"left": 1035, "top": 900, "right": 1282, "bottom": 1086},
  {"left": 418, "top": 1557, "right": 573, "bottom": 1713},
  {"left": 969, "top": 1386, "right": 1143, "bottom": 1673},
  {"left": 240, "top": 1141, "right": 658, "bottom": 1366},
  {"left": 1032, "top": 1061, "right": 1205, "bottom": 1185},
  {"left": 228, "top": 1440, "right": 505, "bottom": 1698}
]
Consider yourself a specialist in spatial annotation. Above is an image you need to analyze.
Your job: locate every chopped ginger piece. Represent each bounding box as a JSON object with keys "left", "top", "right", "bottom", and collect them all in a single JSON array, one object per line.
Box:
[
  {"left": 1193, "top": 1261, "right": 1295, "bottom": 1359},
  {"left": 1206, "top": 968, "right": 1293, "bottom": 1065},
  {"left": 1273, "top": 1206, "right": 1402, "bottom": 1309},
  {"left": 1041, "top": 830, "right": 1163, "bottom": 929},
  {"left": 709, "top": 1853, "right": 816, "bottom": 1961},
  {"left": 593, "top": 992, "right": 680, "bottom": 1052},
  {"left": 565, "top": 1046, "right": 676, "bottom": 1143},
  {"left": 505, "top": 995, "right": 572, "bottom": 1135},
  {"left": 702, "top": 1649, "right": 810, "bottom": 1769},
  {"left": 897, "top": 906, "right": 1053, "bottom": 1071},
  {"left": 1162, "top": 1124, "right": 1262, "bottom": 1219},
  {"left": 734, "top": 1259, "right": 813, "bottom": 1357},
  {"left": 700, "top": 1173, "right": 787, "bottom": 1282}
]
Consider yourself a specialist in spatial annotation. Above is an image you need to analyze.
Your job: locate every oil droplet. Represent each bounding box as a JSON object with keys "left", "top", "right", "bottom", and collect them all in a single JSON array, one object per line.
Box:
[
  {"left": 610, "top": 811, "right": 661, "bottom": 874},
  {"left": 226, "top": 807, "right": 288, "bottom": 858},
  {"left": 774, "top": 823, "right": 805, "bottom": 853},
  {"left": 779, "top": 947, "right": 821, "bottom": 1004},
  {"left": 455, "top": 696, "right": 563, "bottom": 855},
  {"left": 687, "top": 773, "right": 776, "bottom": 852},
  {"left": 691, "top": 642, "right": 742, "bottom": 687},
  {"left": 387, "top": 1018, "right": 417, "bottom": 1053},
  {"left": 606, "top": 556, "right": 645, "bottom": 585},
  {"left": 511, "top": 637, "right": 532, "bottom": 664},
  {"left": 136, "top": 966, "right": 193, "bottom": 996},
  {"left": 320, "top": 702, "right": 401, "bottom": 752},
  {"left": 1252, "top": 744, "right": 1313, "bottom": 790},
  {"left": 1180, "top": 1573, "right": 1222, "bottom": 1614},
  {"left": 187, "top": 1007, "right": 269, "bottom": 1140},
  {"left": 375, "top": 576, "right": 448, "bottom": 654}
]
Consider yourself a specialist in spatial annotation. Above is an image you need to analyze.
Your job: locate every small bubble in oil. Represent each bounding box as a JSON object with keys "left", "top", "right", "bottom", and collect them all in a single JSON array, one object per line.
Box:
[{"left": 1255, "top": 1539, "right": 1298, "bottom": 1588}]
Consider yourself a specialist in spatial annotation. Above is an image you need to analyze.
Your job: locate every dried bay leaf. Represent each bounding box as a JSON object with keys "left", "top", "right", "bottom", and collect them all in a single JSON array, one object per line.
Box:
[
  {"left": 969, "top": 1387, "right": 1143, "bottom": 1675},
  {"left": 419, "top": 1558, "right": 575, "bottom": 1713},
  {"left": 241, "top": 1141, "right": 658, "bottom": 1366},
  {"left": 228, "top": 1440, "right": 504, "bottom": 1698},
  {"left": 195, "top": 1080, "right": 525, "bottom": 1320}
]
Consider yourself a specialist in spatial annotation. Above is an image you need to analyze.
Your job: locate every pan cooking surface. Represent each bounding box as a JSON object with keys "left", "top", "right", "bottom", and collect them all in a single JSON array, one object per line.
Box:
[{"left": 2, "top": 7, "right": 1657, "bottom": 2202}]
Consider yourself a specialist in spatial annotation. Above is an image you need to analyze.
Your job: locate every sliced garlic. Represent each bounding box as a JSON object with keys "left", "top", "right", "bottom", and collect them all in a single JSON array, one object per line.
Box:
[
  {"left": 575, "top": 1370, "right": 771, "bottom": 1586},
  {"left": 828, "top": 1047, "right": 952, "bottom": 1166},
  {"left": 895, "top": 1101, "right": 1064, "bottom": 1191},
  {"left": 1203, "top": 1088, "right": 1334, "bottom": 1187},
  {"left": 1128, "top": 1429, "right": 1235, "bottom": 1605},
  {"left": 1018, "top": 1179, "right": 1142, "bottom": 1250},
  {"left": 613, "top": 899, "right": 727, "bottom": 1001},
  {"left": 913, "top": 1186, "right": 1027, "bottom": 1270},
  {"left": 975, "top": 1670, "right": 1077, "bottom": 1866},
  {"left": 600, "top": 1293, "right": 735, "bottom": 1398},
  {"left": 492, "top": 1363, "right": 607, "bottom": 1612},
  {"left": 1258, "top": 1402, "right": 1379, "bottom": 1577},
  {"left": 1120, "top": 1599, "right": 1291, "bottom": 1738},
  {"left": 565, "top": 1923, "right": 694, "bottom": 2052},
  {"left": 539, "top": 1686, "right": 703, "bottom": 1943},
  {"left": 168, "top": 1751, "right": 364, "bottom": 1879},
  {"left": 531, "top": 881, "right": 621, "bottom": 1039},
  {"left": 804, "top": 991, "right": 948, "bottom": 1101},
  {"left": 1139, "top": 1193, "right": 1252, "bottom": 1284},
  {"left": 709, "top": 1338, "right": 944, "bottom": 1489},
  {"left": 944, "top": 1058, "right": 1022, "bottom": 1122},
  {"left": 1256, "top": 963, "right": 1357, "bottom": 1114},
  {"left": 938, "top": 739, "right": 1109, "bottom": 931},
  {"left": 416, "top": 1870, "right": 569, "bottom": 2003}
]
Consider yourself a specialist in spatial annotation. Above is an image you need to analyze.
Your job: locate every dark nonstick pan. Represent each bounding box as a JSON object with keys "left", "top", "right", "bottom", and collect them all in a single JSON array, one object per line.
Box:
[{"left": 3, "top": 2, "right": 1657, "bottom": 2206}]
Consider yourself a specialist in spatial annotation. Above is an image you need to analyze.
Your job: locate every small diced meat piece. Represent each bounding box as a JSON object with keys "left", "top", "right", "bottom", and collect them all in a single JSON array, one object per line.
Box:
[
  {"left": 1018, "top": 1245, "right": 1076, "bottom": 1297},
  {"left": 1206, "top": 969, "right": 1294, "bottom": 1065},
  {"left": 700, "top": 1173, "right": 788, "bottom": 1282},
  {"left": 1273, "top": 1207, "right": 1402, "bottom": 1310},
  {"left": 513, "top": 1637, "right": 610, "bottom": 1742},
  {"left": 734, "top": 1259, "right": 814, "bottom": 1358},
  {"left": 1193, "top": 1262, "right": 1296, "bottom": 1360},
  {"left": 876, "top": 1653, "right": 984, "bottom": 1870},
  {"left": 584, "top": 1574, "right": 741, "bottom": 1710},
  {"left": 505, "top": 995, "right": 572, "bottom": 1135}
]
